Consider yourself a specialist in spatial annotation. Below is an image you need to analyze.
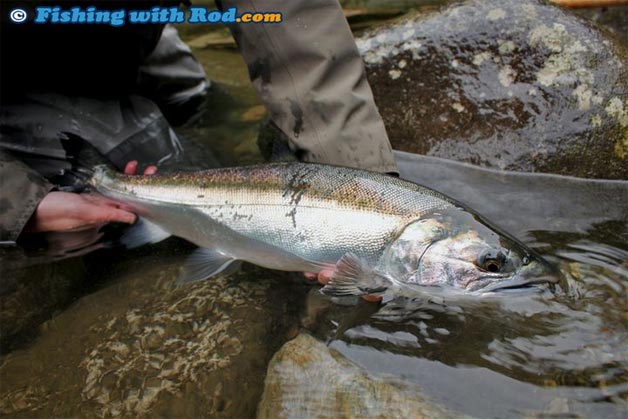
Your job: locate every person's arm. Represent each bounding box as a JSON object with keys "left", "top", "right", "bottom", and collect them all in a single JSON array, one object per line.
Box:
[
  {"left": 0, "top": 149, "right": 55, "bottom": 244},
  {"left": 0, "top": 151, "right": 147, "bottom": 244},
  {"left": 219, "top": 0, "right": 398, "bottom": 174}
]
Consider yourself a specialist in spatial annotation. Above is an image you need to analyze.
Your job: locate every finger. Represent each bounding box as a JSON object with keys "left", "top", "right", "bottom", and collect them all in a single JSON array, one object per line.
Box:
[
  {"left": 124, "top": 160, "right": 138, "bottom": 175},
  {"left": 81, "top": 194, "right": 128, "bottom": 210},
  {"left": 143, "top": 165, "right": 158, "bottom": 175},
  {"left": 361, "top": 295, "right": 383, "bottom": 303},
  {"left": 317, "top": 269, "right": 334, "bottom": 285},
  {"left": 303, "top": 272, "right": 317, "bottom": 280},
  {"left": 82, "top": 193, "right": 136, "bottom": 212},
  {"left": 93, "top": 208, "right": 137, "bottom": 224}
]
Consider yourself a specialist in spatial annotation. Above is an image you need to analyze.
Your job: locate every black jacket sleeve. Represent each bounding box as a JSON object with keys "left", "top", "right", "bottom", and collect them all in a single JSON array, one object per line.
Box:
[{"left": 0, "top": 150, "right": 54, "bottom": 244}]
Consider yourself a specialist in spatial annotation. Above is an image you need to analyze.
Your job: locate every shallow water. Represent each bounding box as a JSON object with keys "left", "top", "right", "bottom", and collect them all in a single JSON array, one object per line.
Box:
[
  {"left": 2, "top": 8, "right": 628, "bottom": 418},
  {"left": 0, "top": 243, "right": 307, "bottom": 417}
]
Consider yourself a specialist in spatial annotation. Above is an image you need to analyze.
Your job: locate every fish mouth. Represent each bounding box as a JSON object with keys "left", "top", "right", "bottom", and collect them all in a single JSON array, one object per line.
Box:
[
  {"left": 480, "top": 275, "right": 557, "bottom": 293},
  {"left": 480, "top": 258, "right": 561, "bottom": 293}
]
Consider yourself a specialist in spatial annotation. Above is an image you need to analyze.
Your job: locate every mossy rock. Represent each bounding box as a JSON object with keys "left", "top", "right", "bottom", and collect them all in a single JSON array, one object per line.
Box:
[{"left": 358, "top": 0, "right": 628, "bottom": 179}]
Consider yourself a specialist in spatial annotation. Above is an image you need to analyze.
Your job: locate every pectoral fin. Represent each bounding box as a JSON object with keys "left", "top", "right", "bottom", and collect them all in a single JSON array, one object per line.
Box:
[
  {"left": 177, "top": 248, "right": 241, "bottom": 285},
  {"left": 320, "top": 253, "right": 390, "bottom": 297}
]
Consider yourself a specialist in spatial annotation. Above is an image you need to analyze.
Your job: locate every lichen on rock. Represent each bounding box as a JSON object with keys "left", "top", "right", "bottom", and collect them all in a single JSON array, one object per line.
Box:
[{"left": 358, "top": 0, "right": 628, "bottom": 179}]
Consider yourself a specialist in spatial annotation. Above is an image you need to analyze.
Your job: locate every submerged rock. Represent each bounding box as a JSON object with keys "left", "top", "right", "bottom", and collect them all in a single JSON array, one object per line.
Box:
[
  {"left": 358, "top": 0, "right": 628, "bottom": 179},
  {"left": 0, "top": 249, "right": 87, "bottom": 351},
  {"left": 258, "top": 333, "right": 462, "bottom": 419},
  {"left": 0, "top": 244, "right": 306, "bottom": 418}
]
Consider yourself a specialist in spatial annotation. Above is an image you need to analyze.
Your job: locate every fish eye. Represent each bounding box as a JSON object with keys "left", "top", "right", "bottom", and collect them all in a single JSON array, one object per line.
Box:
[
  {"left": 478, "top": 249, "right": 507, "bottom": 273},
  {"left": 484, "top": 259, "right": 502, "bottom": 272}
]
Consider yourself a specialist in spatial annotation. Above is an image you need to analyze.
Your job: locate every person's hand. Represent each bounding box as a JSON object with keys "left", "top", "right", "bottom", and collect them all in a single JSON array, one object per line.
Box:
[
  {"left": 24, "top": 161, "right": 157, "bottom": 234},
  {"left": 303, "top": 270, "right": 382, "bottom": 302},
  {"left": 124, "top": 160, "right": 157, "bottom": 175},
  {"left": 24, "top": 192, "right": 136, "bottom": 233},
  {"left": 304, "top": 269, "right": 333, "bottom": 285}
]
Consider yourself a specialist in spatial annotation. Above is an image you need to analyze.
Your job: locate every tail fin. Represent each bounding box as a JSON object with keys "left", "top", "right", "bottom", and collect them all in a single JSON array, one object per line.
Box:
[
  {"left": 52, "top": 132, "right": 112, "bottom": 192},
  {"left": 53, "top": 133, "right": 173, "bottom": 251}
]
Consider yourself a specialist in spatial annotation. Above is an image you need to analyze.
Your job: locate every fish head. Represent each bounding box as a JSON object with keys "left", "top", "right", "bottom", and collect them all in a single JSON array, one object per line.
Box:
[{"left": 382, "top": 209, "right": 559, "bottom": 293}]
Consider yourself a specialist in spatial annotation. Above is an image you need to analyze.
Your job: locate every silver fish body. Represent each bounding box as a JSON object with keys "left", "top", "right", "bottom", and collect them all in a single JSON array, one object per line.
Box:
[{"left": 91, "top": 162, "right": 558, "bottom": 294}]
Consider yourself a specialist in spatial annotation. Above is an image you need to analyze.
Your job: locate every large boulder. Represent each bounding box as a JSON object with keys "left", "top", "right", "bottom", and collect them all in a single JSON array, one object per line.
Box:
[
  {"left": 357, "top": 0, "right": 628, "bottom": 179},
  {"left": 258, "top": 333, "right": 463, "bottom": 418}
]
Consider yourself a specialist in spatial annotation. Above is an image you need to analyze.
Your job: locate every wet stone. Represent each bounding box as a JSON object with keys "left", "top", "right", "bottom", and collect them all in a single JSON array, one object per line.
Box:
[
  {"left": 358, "top": 0, "right": 628, "bottom": 179},
  {"left": 258, "top": 333, "right": 465, "bottom": 418}
]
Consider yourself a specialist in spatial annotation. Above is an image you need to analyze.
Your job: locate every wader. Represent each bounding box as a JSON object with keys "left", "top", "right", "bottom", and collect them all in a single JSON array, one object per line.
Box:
[{"left": 1, "top": 0, "right": 396, "bottom": 243}]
